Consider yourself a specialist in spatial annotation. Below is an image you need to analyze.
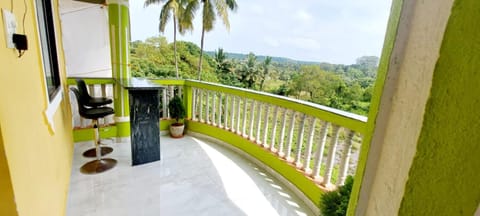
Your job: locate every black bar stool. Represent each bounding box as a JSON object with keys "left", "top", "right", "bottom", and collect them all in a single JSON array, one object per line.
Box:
[
  {"left": 71, "top": 88, "right": 117, "bottom": 174},
  {"left": 75, "top": 79, "right": 114, "bottom": 158}
]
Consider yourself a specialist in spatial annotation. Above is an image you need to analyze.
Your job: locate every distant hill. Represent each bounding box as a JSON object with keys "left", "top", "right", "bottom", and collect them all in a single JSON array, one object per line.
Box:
[{"left": 205, "top": 51, "right": 320, "bottom": 65}]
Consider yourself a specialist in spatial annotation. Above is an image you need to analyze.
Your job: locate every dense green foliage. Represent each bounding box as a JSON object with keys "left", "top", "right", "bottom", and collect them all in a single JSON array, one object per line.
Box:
[
  {"left": 168, "top": 95, "right": 186, "bottom": 122},
  {"left": 320, "top": 176, "right": 354, "bottom": 216},
  {"left": 130, "top": 37, "right": 218, "bottom": 82},
  {"left": 130, "top": 38, "right": 378, "bottom": 115},
  {"left": 145, "top": 0, "right": 200, "bottom": 78}
]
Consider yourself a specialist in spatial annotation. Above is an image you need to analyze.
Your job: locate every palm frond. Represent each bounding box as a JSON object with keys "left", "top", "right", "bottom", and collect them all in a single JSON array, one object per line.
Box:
[
  {"left": 202, "top": 0, "right": 215, "bottom": 31},
  {"left": 159, "top": 1, "right": 174, "bottom": 33},
  {"left": 225, "top": 0, "right": 237, "bottom": 11},
  {"left": 144, "top": 0, "right": 164, "bottom": 7},
  {"left": 178, "top": 0, "right": 199, "bottom": 34}
]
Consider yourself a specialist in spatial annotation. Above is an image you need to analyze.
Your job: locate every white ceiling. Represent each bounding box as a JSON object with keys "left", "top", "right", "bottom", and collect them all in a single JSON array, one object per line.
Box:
[{"left": 59, "top": 0, "right": 104, "bottom": 15}]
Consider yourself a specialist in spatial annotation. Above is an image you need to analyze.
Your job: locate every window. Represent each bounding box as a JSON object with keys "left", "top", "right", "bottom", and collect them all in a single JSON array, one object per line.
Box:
[{"left": 36, "top": 0, "right": 60, "bottom": 101}]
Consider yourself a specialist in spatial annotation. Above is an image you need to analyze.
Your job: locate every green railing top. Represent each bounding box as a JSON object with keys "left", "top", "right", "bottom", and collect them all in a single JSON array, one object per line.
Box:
[
  {"left": 184, "top": 79, "right": 367, "bottom": 133},
  {"left": 66, "top": 77, "right": 115, "bottom": 85},
  {"left": 66, "top": 77, "right": 368, "bottom": 133}
]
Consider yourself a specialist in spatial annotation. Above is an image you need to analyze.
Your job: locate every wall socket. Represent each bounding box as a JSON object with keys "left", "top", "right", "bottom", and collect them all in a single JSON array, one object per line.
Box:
[{"left": 2, "top": 9, "right": 17, "bottom": 48}]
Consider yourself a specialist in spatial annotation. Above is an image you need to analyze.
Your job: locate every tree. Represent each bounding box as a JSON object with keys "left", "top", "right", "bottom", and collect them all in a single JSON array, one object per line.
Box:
[
  {"left": 197, "top": 0, "right": 237, "bottom": 80},
  {"left": 213, "top": 48, "right": 238, "bottom": 86},
  {"left": 130, "top": 36, "right": 217, "bottom": 81},
  {"left": 236, "top": 52, "right": 259, "bottom": 89},
  {"left": 259, "top": 56, "right": 272, "bottom": 91},
  {"left": 145, "top": 0, "right": 198, "bottom": 78}
]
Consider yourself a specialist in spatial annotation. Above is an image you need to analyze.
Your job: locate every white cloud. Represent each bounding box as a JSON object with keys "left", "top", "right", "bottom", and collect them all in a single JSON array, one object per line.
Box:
[
  {"left": 129, "top": 0, "right": 393, "bottom": 64},
  {"left": 295, "top": 10, "right": 313, "bottom": 22},
  {"left": 250, "top": 4, "right": 264, "bottom": 15},
  {"left": 263, "top": 36, "right": 280, "bottom": 48}
]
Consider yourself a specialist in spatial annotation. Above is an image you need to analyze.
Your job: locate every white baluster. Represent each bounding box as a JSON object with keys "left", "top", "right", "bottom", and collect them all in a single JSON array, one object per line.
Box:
[
  {"left": 303, "top": 117, "right": 317, "bottom": 173},
  {"left": 270, "top": 106, "right": 280, "bottom": 152},
  {"left": 106, "top": 84, "right": 114, "bottom": 124},
  {"left": 166, "top": 86, "right": 172, "bottom": 118},
  {"left": 162, "top": 88, "right": 168, "bottom": 119},
  {"left": 255, "top": 103, "right": 263, "bottom": 144},
  {"left": 198, "top": 89, "right": 204, "bottom": 122},
  {"left": 178, "top": 86, "right": 182, "bottom": 98},
  {"left": 242, "top": 98, "right": 248, "bottom": 137},
  {"left": 337, "top": 130, "right": 355, "bottom": 186},
  {"left": 285, "top": 111, "right": 297, "bottom": 161},
  {"left": 212, "top": 92, "right": 216, "bottom": 126},
  {"left": 236, "top": 96, "right": 241, "bottom": 134},
  {"left": 262, "top": 104, "right": 271, "bottom": 147},
  {"left": 101, "top": 84, "right": 107, "bottom": 97},
  {"left": 100, "top": 84, "right": 108, "bottom": 125},
  {"left": 206, "top": 91, "right": 210, "bottom": 124},
  {"left": 192, "top": 88, "right": 197, "bottom": 121},
  {"left": 224, "top": 94, "right": 229, "bottom": 129},
  {"left": 88, "top": 84, "right": 95, "bottom": 97},
  {"left": 277, "top": 108, "right": 288, "bottom": 157},
  {"left": 249, "top": 101, "right": 256, "bottom": 140},
  {"left": 217, "top": 93, "right": 222, "bottom": 127},
  {"left": 312, "top": 121, "right": 330, "bottom": 179},
  {"left": 322, "top": 125, "right": 341, "bottom": 187},
  {"left": 169, "top": 85, "right": 174, "bottom": 100},
  {"left": 230, "top": 96, "right": 236, "bottom": 132},
  {"left": 295, "top": 114, "right": 308, "bottom": 167}
]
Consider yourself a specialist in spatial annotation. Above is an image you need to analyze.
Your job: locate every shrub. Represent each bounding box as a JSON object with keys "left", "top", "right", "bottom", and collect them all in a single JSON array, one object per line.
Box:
[
  {"left": 320, "top": 176, "right": 354, "bottom": 216},
  {"left": 168, "top": 95, "right": 186, "bottom": 123}
]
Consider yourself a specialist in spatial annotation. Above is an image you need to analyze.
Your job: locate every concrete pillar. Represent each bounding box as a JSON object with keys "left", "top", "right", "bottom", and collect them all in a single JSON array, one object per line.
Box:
[{"left": 107, "top": 0, "right": 131, "bottom": 138}]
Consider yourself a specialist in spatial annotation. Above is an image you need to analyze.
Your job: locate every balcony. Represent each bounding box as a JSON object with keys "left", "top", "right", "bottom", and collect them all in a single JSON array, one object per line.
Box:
[{"left": 67, "top": 77, "right": 367, "bottom": 215}]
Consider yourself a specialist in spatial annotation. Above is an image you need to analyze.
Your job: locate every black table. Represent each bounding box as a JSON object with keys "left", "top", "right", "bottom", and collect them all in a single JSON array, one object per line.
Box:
[{"left": 122, "top": 78, "right": 164, "bottom": 166}]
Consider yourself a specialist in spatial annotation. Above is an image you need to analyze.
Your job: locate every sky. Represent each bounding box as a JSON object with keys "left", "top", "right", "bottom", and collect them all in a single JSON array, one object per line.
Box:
[{"left": 129, "top": 0, "right": 392, "bottom": 65}]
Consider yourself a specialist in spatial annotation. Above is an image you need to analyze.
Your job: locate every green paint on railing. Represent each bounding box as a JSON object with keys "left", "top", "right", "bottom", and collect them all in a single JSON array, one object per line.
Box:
[
  {"left": 187, "top": 120, "right": 324, "bottom": 206},
  {"left": 72, "top": 126, "right": 117, "bottom": 142},
  {"left": 66, "top": 77, "right": 115, "bottom": 85},
  {"left": 185, "top": 80, "right": 367, "bottom": 134},
  {"left": 150, "top": 79, "right": 186, "bottom": 86},
  {"left": 346, "top": 0, "right": 404, "bottom": 215},
  {"left": 160, "top": 119, "right": 175, "bottom": 131},
  {"left": 116, "top": 122, "right": 131, "bottom": 138}
]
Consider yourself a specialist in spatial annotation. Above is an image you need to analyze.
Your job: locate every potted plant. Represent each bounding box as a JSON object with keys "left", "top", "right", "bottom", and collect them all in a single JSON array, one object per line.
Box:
[{"left": 168, "top": 95, "right": 186, "bottom": 138}]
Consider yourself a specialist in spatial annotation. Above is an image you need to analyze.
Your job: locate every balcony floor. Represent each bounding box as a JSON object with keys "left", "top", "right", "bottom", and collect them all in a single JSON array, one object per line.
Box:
[{"left": 66, "top": 135, "right": 315, "bottom": 216}]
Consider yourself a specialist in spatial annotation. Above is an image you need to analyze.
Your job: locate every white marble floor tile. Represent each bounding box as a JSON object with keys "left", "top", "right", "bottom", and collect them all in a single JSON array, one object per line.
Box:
[{"left": 66, "top": 135, "right": 314, "bottom": 216}]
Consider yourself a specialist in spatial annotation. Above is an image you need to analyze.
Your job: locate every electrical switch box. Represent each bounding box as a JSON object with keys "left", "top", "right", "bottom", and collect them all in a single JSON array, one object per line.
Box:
[{"left": 2, "top": 9, "right": 17, "bottom": 48}]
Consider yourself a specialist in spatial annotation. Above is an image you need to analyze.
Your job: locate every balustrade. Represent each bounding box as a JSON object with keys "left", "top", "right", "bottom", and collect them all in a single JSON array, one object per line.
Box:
[
  {"left": 68, "top": 78, "right": 365, "bottom": 189},
  {"left": 189, "top": 83, "right": 365, "bottom": 188}
]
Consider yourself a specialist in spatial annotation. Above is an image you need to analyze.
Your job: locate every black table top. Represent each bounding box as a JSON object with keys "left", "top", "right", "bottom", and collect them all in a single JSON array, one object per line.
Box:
[{"left": 121, "top": 78, "right": 165, "bottom": 90}]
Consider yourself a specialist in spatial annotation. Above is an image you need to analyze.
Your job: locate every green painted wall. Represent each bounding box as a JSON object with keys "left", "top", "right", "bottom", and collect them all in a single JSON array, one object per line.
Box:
[{"left": 399, "top": 0, "right": 480, "bottom": 214}]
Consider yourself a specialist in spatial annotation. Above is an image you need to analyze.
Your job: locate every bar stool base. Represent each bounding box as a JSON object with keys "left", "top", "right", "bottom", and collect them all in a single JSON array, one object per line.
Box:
[
  {"left": 82, "top": 147, "right": 113, "bottom": 158},
  {"left": 80, "top": 158, "right": 117, "bottom": 174}
]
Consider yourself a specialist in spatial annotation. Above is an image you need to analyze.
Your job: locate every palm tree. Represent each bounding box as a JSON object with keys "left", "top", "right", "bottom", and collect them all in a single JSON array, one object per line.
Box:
[
  {"left": 259, "top": 56, "right": 272, "bottom": 91},
  {"left": 197, "top": 0, "right": 237, "bottom": 80},
  {"left": 145, "top": 0, "right": 198, "bottom": 78}
]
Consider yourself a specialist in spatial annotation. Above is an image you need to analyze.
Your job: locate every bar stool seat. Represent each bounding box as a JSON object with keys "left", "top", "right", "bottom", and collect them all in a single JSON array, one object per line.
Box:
[
  {"left": 76, "top": 79, "right": 114, "bottom": 158},
  {"left": 71, "top": 87, "right": 117, "bottom": 174}
]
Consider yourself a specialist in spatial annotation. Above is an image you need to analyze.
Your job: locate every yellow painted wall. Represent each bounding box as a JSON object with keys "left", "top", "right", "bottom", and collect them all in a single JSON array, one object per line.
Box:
[
  {"left": 0, "top": 1, "right": 73, "bottom": 216},
  {"left": 0, "top": 125, "right": 18, "bottom": 216}
]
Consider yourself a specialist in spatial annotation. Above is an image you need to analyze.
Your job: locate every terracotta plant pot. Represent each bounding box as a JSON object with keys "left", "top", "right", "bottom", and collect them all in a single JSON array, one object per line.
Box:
[{"left": 169, "top": 122, "right": 184, "bottom": 138}]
